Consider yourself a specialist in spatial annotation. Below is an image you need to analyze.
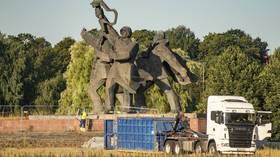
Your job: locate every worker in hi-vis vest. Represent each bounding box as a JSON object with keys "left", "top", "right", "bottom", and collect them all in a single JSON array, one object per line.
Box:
[{"left": 80, "top": 110, "right": 88, "bottom": 132}]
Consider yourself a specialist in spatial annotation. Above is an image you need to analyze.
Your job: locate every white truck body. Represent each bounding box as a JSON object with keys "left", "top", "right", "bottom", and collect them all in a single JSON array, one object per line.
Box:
[
  {"left": 256, "top": 111, "right": 272, "bottom": 141},
  {"left": 207, "top": 96, "right": 256, "bottom": 154}
]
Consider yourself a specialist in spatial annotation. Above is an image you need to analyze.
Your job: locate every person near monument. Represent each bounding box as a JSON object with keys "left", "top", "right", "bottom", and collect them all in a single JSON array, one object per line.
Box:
[
  {"left": 78, "top": 109, "right": 88, "bottom": 132},
  {"left": 173, "top": 111, "right": 189, "bottom": 131}
]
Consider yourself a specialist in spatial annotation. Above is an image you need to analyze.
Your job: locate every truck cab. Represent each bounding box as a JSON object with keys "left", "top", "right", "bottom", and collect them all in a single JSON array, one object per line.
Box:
[{"left": 207, "top": 96, "right": 256, "bottom": 154}]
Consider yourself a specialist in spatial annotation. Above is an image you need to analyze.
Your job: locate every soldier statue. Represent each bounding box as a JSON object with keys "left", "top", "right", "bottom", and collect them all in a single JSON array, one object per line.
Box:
[
  {"left": 135, "top": 32, "right": 192, "bottom": 113},
  {"left": 81, "top": 0, "right": 119, "bottom": 113},
  {"left": 83, "top": 0, "right": 142, "bottom": 113},
  {"left": 103, "top": 26, "right": 141, "bottom": 111},
  {"left": 82, "top": 0, "right": 194, "bottom": 114}
]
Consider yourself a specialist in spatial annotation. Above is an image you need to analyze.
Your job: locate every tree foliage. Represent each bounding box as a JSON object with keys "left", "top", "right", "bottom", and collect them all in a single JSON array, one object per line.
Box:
[
  {"left": 52, "top": 37, "right": 75, "bottom": 73},
  {"left": 198, "top": 46, "right": 262, "bottom": 112},
  {"left": 58, "top": 42, "right": 94, "bottom": 114},
  {"left": 145, "top": 84, "right": 169, "bottom": 113},
  {"left": 132, "top": 29, "right": 155, "bottom": 51},
  {"left": 0, "top": 33, "right": 74, "bottom": 113},
  {"left": 199, "top": 29, "right": 268, "bottom": 63},
  {"left": 166, "top": 26, "right": 200, "bottom": 59},
  {"left": 258, "top": 48, "right": 280, "bottom": 139}
]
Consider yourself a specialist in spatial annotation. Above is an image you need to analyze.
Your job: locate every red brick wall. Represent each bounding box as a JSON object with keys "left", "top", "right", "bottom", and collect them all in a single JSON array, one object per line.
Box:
[
  {"left": 0, "top": 119, "right": 104, "bottom": 133},
  {"left": 89, "top": 119, "right": 104, "bottom": 132},
  {"left": 1, "top": 116, "right": 208, "bottom": 133},
  {"left": 189, "top": 118, "right": 207, "bottom": 133}
]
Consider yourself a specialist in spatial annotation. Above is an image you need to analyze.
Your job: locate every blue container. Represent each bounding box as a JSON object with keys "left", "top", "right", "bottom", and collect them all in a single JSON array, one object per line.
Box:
[
  {"left": 104, "top": 117, "right": 176, "bottom": 151},
  {"left": 104, "top": 120, "right": 114, "bottom": 149}
]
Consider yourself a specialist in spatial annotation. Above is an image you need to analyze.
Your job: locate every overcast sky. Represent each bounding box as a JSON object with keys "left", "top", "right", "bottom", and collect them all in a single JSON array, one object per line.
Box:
[{"left": 0, "top": 0, "right": 279, "bottom": 53}]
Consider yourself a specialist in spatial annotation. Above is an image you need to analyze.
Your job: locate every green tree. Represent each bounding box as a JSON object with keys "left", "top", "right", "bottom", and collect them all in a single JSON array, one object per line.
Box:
[
  {"left": 132, "top": 29, "right": 155, "bottom": 51},
  {"left": 0, "top": 33, "right": 74, "bottom": 114},
  {"left": 165, "top": 26, "right": 200, "bottom": 59},
  {"left": 34, "top": 74, "right": 65, "bottom": 113},
  {"left": 197, "top": 46, "right": 262, "bottom": 112},
  {"left": 1, "top": 34, "right": 30, "bottom": 110},
  {"left": 198, "top": 29, "right": 268, "bottom": 63},
  {"left": 0, "top": 33, "right": 6, "bottom": 105},
  {"left": 52, "top": 37, "right": 75, "bottom": 73},
  {"left": 33, "top": 37, "right": 75, "bottom": 112},
  {"left": 258, "top": 48, "right": 280, "bottom": 140},
  {"left": 145, "top": 85, "right": 169, "bottom": 113},
  {"left": 20, "top": 35, "right": 53, "bottom": 106},
  {"left": 58, "top": 42, "right": 94, "bottom": 114}
]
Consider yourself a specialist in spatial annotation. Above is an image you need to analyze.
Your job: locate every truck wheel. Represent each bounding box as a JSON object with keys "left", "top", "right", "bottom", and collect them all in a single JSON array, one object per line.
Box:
[
  {"left": 164, "top": 141, "right": 174, "bottom": 154},
  {"left": 195, "top": 142, "right": 202, "bottom": 153},
  {"left": 174, "top": 141, "right": 183, "bottom": 155},
  {"left": 208, "top": 142, "right": 217, "bottom": 154}
]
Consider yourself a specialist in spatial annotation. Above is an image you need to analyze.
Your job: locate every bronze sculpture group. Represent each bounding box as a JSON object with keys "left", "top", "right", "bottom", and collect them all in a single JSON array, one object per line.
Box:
[{"left": 81, "top": 0, "right": 194, "bottom": 113}]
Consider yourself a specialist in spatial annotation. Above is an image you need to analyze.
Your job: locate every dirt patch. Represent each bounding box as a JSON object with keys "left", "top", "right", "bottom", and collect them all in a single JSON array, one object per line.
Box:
[{"left": 0, "top": 132, "right": 103, "bottom": 148}]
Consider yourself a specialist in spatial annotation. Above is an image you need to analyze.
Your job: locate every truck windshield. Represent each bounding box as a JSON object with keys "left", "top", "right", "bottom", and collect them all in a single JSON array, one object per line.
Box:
[{"left": 225, "top": 113, "right": 255, "bottom": 125}]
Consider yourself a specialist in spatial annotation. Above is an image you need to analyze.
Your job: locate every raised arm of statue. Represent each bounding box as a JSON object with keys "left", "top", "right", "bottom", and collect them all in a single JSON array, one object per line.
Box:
[
  {"left": 101, "top": 30, "right": 119, "bottom": 47},
  {"left": 98, "top": 1, "right": 118, "bottom": 26},
  {"left": 81, "top": 28, "right": 100, "bottom": 50},
  {"left": 81, "top": 29, "right": 113, "bottom": 62},
  {"left": 92, "top": 0, "right": 120, "bottom": 39},
  {"left": 91, "top": 0, "right": 118, "bottom": 25}
]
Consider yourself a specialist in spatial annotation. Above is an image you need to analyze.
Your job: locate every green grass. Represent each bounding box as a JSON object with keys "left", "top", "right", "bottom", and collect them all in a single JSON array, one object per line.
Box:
[{"left": 0, "top": 148, "right": 280, "bottom": 157}]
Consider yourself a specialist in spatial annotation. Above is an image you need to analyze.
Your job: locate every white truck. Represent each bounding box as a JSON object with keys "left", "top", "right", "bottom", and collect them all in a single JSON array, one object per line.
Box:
[
  {"left": 163, "top": 95, "right": 258, "bottom": 155},
  {"left": 255, "top": 111, "right": 273, "bottom": 148},
  {"left": 256, "top": 111, "right": 272, "bottom": 141},
  {"left": 206, "top": 96, "right": 257, "bottom": 154}
]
